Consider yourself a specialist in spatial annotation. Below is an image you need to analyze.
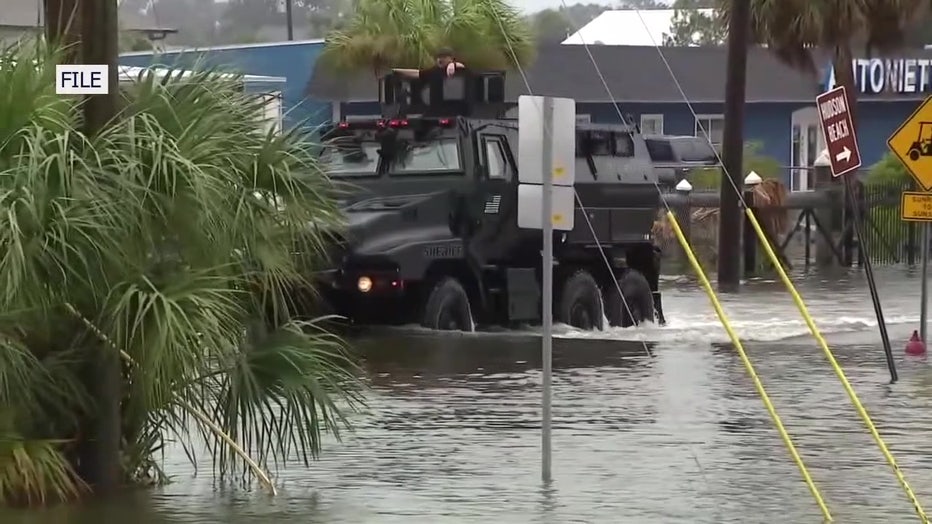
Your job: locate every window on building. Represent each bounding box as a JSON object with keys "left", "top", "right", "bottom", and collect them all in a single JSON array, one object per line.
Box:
[
  {"left": 640, "top": 114, "right": 663, "bottom": 135},
  {"left": 791, "top": 124, "right": 802, "bottom": 192},
  {"left": 483, "top": 136, "right": 510, "bottom": 179},
  {"left": 694, "top": 115, "right": 725, "bottom": 147},
  {"left": 806, "top": 125, "right": 818, "bottom": 167}
]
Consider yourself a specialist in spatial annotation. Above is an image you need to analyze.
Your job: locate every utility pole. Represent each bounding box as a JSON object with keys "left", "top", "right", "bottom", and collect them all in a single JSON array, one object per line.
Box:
[
  {"left": 286, "top": 0, "right": 295, "bottom": 41},
  {"left": 717, "top": 0, "right": 750, "bottom": 292},
  {"left": 78, "top": 0, "right": 122, "bottom": 494}
]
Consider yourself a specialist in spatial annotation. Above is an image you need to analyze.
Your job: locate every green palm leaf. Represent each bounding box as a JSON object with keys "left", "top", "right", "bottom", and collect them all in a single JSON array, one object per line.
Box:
[
  {"left": 320, "top": 0, "right": 536, "bottom": 75},
  {"left": 0, "top": 38, "right": 365, "bottom": 506}
]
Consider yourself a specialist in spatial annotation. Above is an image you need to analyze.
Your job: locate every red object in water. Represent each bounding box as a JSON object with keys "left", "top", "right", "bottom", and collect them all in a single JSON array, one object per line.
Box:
[{"left": 905, "top": 330, "right": 927, "bottom": 356}]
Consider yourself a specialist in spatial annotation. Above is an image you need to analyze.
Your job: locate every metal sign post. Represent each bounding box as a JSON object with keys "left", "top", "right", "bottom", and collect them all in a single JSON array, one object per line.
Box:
[
  {"left": 900, "top": 192, "right": 932, "bottom": 343},
  {"left": 540, "top": 97, "right": 555, "bottom": 482},
  {"left": 889, "top": 95, "right": 932, "bottom": 348},
  {"left": 817, "top": 86, "right": 896, "bottom": 382},
  {"left": 517, "top": 95, "right": 576, "bottom": 483},
  {"left": 922, "top": 224, "right": 929, "bottom": 344}
]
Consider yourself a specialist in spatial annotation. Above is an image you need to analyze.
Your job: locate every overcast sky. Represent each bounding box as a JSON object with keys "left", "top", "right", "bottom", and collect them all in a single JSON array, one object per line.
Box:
[{"left": 513, "top": 0, "right": 673, "bottom": 12}]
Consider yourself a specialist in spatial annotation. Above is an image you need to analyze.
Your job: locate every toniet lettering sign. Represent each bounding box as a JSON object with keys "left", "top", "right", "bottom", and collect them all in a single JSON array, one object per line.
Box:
[{"left": 825, "top": 58, "right": 932, "bottom": 95}]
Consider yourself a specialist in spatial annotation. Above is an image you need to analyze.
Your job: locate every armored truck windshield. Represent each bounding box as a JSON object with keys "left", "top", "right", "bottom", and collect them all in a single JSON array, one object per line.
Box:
[
  {"left": 319, "top": 135, "right": 380, "bottom": 176},
  {"left": 320, "top": 118, "right": 465, "bottom": 177},
  {"left": 390, "top": 138, "right": 460, "bottom": 174}
]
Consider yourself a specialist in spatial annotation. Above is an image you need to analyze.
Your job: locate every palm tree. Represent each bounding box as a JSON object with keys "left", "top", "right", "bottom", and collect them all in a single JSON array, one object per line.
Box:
[
  {"left": 319, "top": 0, "right": 535, "bottom": 76},
  {"left": 0, "top": 40, "right": 363, "bottom": 506},
  {"left": 718, "top": 0, "right": 930, "bottom": 123}
]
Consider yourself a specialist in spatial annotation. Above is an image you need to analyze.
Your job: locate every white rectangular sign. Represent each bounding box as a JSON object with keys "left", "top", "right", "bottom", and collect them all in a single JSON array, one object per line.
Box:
[
  {"left": 517, "top": 184, "right": 575, "bottom": 231},
  {"left": 56, "top": 64, "right": 109, "bottom": 95},
  {"left": 517, "top": 95, "right": 576, "bottom": 186}
]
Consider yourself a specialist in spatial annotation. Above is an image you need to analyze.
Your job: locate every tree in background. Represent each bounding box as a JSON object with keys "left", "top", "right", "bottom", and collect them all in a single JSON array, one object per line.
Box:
[
  {"left": 117, "top": 0, "right": 354, "bottom": 46},
  {"left": 717, "top": 0, "right": 931, "bottom": 121},
  {"left": 868, "top": 152, "right": 914, "bottom": 186},
  {"left": 528, "top": 8, "right": 574, "bottom": 43},
  {"left": 617, "top": 0, "right": 664, "bottom": 8},
  {"left": 663, "top": 0, "right": 725, "bottom": 46},
  {"left": 127, "top": 0, "right": 225, "bottom": 47},
  {"left": 320, "top": 0, "right": 535, "bottom": 75}
]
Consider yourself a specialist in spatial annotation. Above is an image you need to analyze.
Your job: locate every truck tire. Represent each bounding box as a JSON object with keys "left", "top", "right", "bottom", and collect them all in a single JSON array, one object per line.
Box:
[
  {"left": 422, "top": 277, "right": 473, "bottom": 331},
  {"left": 606, "top": 269, "right": 654, "bottom": 328},
  {"left": 557, "top": 270, "right": 604, "bottom": 330}
]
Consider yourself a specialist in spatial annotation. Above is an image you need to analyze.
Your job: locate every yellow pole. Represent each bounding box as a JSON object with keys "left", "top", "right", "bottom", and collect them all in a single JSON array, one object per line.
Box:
[
  {"left": 745, "top": 208, "right": 927, "bottom": 523},
  {"left": 666, "top": 210, "right": 831, "bottom": 521}
]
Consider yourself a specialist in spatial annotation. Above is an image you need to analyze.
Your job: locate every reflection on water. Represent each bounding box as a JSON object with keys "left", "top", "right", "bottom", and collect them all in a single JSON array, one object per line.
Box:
[{"left": 4, "top": 267, "right": 932, "bottom": 523}]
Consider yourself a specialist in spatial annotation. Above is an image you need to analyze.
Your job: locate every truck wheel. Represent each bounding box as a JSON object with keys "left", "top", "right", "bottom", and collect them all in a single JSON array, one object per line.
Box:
[
  {"left": 422, "top": 277, "right": 473, "bottom": 331},
  {"left": 606, "top": 269, "right": 655, "bottom": 328},
  {"left": 557, "top": 270, "right": 604, "bottom": 330}
]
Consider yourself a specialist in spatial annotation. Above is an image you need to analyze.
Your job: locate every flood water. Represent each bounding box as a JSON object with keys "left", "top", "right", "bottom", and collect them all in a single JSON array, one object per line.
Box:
[{"left": 6, "top": 267, "right": 932, "bottom": 523}]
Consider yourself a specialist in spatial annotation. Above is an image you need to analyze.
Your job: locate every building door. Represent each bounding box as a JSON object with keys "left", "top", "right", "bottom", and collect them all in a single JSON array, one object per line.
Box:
[{"left": 790, "top": 106, "right": 824, "bottom": 192}]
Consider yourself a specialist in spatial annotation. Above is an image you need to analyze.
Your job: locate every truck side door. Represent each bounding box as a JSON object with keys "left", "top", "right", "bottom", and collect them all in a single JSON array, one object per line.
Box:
[{"left": 469, "top": 132, "right": 517, "bottom": 264}]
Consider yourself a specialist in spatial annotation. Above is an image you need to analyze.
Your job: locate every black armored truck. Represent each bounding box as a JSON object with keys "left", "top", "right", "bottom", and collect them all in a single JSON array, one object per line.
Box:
[{"left": 314, "top": 69, "right": 686, "bottom": 332}]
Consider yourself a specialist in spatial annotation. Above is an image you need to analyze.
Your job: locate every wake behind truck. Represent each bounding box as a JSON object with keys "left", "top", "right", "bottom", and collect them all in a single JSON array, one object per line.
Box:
[{"left": 311, "top": 69, "right": 712, "bottom": 331}]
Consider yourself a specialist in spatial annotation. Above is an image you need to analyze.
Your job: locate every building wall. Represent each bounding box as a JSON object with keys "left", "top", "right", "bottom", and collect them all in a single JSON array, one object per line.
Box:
[
  {"left": 852, "top": 101, "right": 919, "bottom": 166},
  {"left": 120, "top": 40, "right": 330, "bottom": 131}
]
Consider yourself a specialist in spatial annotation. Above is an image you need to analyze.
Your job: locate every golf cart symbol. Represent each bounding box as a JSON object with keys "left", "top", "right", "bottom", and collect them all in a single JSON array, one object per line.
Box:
[{"left": 907, "top": 121, "right": 932, "bottom": 161}]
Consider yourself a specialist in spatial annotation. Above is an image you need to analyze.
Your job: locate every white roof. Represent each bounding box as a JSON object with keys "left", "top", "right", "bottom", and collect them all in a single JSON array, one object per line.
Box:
[
  {"left": 562, "top": 9, "right": 716, "bottom": 46},
  {"left": 117, "top": 65, "right": 286, "bottom": 84}
]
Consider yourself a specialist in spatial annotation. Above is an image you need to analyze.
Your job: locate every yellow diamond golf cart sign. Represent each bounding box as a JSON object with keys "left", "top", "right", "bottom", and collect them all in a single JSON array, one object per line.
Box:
[{"left": 887, "top": 95, "right": 932, "bottom": 191}]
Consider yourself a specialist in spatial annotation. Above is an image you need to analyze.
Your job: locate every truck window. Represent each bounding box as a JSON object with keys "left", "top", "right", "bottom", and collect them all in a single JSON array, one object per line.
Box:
[
  {"left": 645, "top": 138, "right": 675, "bottom": 162},
  {"left": 615, "top": 133, "right": 634, "bottom": 157},
  {"left": 577, "top": 131, "right": 633, "bottom": 157},
  {"left": 391, "top": 138, "right": 461, "bottom": 173},
  {"left": 483, "top": 136, "right": 509, "bottom": 179},
  {"left": 320, "top": 137, "right": 380, "bottom": 175}
]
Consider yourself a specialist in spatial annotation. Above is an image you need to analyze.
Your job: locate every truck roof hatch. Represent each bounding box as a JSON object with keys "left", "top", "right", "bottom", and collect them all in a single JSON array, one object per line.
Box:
[{"left": 379, "top": 69, "right": 507, "bottom": 119}]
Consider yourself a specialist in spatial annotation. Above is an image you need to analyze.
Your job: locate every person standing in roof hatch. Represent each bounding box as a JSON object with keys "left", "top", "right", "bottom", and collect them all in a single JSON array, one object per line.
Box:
[{"left": 392, "top": 47, "right": 465, "bottom": 81}]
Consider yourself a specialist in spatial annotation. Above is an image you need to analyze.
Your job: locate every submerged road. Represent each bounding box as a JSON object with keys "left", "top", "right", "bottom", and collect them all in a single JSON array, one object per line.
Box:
[{"left": 5, "top": 266, "right": 932, "bottom": 523}]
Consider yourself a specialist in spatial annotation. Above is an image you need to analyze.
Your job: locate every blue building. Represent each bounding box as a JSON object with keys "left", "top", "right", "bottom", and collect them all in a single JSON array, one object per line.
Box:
[
  {"left": 120, "top": 40, "right": 331, "bottom": 131},
  {"left": 307, "top": 44, "right": 932, "bottom": 192}
]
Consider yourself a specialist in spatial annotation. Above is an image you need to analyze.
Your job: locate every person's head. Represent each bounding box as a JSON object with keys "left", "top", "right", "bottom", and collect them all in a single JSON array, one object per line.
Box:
[{"left": 435, "top": 47, "right": 455, "bottom": 68}]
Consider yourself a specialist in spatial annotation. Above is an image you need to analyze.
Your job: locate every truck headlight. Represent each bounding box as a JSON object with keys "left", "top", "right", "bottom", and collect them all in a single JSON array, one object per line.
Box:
[{"left": 357, "top": 276, "right": 373, "bottom": 293}]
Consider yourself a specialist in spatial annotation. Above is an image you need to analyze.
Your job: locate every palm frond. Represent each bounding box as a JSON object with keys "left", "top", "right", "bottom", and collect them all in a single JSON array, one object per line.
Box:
[
  {"left": 196, "top": 317, "right": 365, "bottom": 478},
  {"left": 0, "top": 435, "right": 86, "bottom": 507},
  {"left": 320, "top": 0, "right": 536, "bottom": 74},
  {"left": 0, "top": 39, "right": 365, "bottom": 503},
  {"left": 719, "top": 0, "right": 929, "bottom": 73}
]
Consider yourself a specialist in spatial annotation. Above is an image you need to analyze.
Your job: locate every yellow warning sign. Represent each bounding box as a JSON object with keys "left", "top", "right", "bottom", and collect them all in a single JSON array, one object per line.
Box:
[
  {"left": 552, "top": 213, "right": 564, "bottom": 224},
  {"left": 553, "top": 166, "right": 565, "bottom": 179},
  {"left": 887, "top": 95, "right": 932, "bottom": 191},
  {"left": 901, "top": 191, "right": 932, "bottom": 221}
]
